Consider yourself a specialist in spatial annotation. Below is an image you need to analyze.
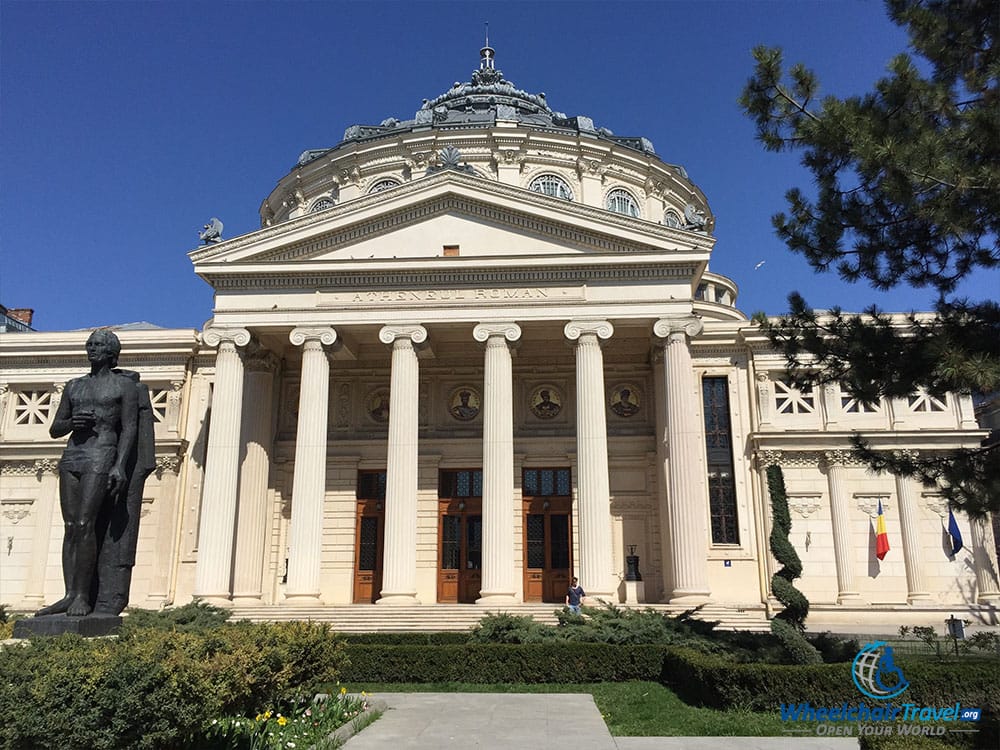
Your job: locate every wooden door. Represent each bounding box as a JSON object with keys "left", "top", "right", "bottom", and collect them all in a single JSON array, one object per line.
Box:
[
  {"left": 522, "top": 496, "right": 572, "bottom": 603},
  {"left": 437, "top": 499, "right": 483, "bottom": 603},
  {"left": 353, "top": 500, "right": 384, "bottom": 603}
]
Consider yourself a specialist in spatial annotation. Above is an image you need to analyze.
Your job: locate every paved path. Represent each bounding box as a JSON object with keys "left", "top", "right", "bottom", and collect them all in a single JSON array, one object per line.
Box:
[{"left": 342, "top": 693, "right": 860, "bottom": 750}]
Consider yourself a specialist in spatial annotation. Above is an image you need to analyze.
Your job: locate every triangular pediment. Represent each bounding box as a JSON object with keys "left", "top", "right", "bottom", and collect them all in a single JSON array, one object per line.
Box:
[{"left": 190, "top": 170, "right": 713, "bottom": 272}]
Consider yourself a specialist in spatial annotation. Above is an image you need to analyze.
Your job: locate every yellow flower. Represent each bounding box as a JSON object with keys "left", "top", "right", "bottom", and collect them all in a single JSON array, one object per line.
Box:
[
  {"left": 277, "top": 716, "right": 288, "bottom": 726},
  {"left": 263, "top": 710, "right": 272, "bottom": 720},
  {"left": 340, "top": 687, "right": 347, "bottom": 695}
]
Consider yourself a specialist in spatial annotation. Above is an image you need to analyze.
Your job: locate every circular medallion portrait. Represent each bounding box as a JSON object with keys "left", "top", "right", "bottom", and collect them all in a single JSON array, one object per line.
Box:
[
  {"left": 529, "top": 385, "right": 563, "bottom": 420},
  {"left": 610, "top": 384, "right": 641, "bottom": 418},
  {"left": 448, "top": 387, "right": 481, "bottom": 421},
  {"left": 365, "top": 388, "right": 390, "bottom": 423}
]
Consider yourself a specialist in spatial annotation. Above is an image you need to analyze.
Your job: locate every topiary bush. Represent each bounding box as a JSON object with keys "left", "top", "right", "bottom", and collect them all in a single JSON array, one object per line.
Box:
[{"left": 766, "top": 463, "right": 822, "bottom": 664}]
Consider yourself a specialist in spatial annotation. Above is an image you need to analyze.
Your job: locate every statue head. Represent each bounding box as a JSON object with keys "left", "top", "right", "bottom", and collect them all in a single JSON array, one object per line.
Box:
[{"left": 86, "top": 328, "right": 121, "bottom": 367}]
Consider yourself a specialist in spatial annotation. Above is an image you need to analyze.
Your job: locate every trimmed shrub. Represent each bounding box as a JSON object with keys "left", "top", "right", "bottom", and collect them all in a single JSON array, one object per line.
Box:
[
  {"left": 121, "top": 599, "right": 232, "bottom": 633},
  {"left": 341, "top": 631, "right": 470, "bottom": 645},
  {"left": 0, "top": 621, "right": 347, "bottom": 750}
]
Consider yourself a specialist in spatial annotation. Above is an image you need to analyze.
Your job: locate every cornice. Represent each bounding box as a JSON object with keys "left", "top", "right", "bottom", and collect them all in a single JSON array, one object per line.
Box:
[
  {"left": 205, "top": 261, "right": 701, "bottom": 291},
  {"left": 193, "top": 169, "right": 713, "bottom": 266}
]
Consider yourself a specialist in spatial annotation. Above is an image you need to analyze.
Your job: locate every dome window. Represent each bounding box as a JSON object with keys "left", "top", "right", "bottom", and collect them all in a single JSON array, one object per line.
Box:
[
  {"left": 529, "top": 174, "right": 573, "bottom": 201},
  {"left": 369, "top": 178, "right": 402, "bottom": 194},
  {"left": 309, "top": 197, "right": 336, "bottom": 213},
  {"left": 663, "top": 209, "right": 682, "bottom": 228},
  {"left": 606, "top": 188, "right": 640, "bottom": 218}
]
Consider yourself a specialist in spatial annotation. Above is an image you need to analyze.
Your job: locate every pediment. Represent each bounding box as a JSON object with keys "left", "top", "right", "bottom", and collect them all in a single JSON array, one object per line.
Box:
[{"left": 190, "top": 170, "right": 713, "bottom": 270}]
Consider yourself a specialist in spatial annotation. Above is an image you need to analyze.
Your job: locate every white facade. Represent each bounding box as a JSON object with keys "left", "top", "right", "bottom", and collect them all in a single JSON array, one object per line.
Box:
[{"left": 2, "top": 50, "right": 997, "bottom": 629}]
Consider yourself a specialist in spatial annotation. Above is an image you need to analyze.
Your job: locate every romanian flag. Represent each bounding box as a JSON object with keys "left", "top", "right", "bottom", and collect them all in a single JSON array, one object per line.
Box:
[{"left": 875, "top": 500, "right": 890, "bottom": 561}]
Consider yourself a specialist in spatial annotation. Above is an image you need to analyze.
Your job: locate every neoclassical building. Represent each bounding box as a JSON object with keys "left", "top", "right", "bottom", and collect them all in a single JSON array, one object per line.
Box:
[{"left": 2, "top": 46, "right": 997, "bottom": 630}]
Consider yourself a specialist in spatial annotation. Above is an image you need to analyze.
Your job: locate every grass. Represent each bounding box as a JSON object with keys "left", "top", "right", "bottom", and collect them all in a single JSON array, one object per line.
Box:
[{"left": 342, "top": 681, "right": 817, "bottom": 737}]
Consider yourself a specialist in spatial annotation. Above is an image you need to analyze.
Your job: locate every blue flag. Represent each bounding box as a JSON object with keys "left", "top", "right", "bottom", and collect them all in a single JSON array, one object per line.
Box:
[{"left": 947, "top": 509, "right": 964, "bottom": 556}]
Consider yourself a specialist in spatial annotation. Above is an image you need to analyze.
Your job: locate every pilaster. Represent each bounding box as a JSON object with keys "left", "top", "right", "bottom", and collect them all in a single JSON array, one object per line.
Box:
[
  {"left": 822, "top": 451, "right": 862, "bottom": 603},
  {"left": 894, "top": 470, "right": 931, "bottom": 602},
  {"left": 19, "top": 459, "right": 60, "bottom": 609}
]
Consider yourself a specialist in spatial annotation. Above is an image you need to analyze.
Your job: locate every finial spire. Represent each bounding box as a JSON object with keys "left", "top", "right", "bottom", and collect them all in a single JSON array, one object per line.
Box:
[{"left": 480, "top": 22, "right": 495, "bottom": 71}]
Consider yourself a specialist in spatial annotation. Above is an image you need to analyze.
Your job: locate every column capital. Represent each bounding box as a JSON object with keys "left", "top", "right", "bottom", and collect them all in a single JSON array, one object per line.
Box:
[
  {"left": 473, "top": 322, "right": 522, "bottom": 343},
  {"left": 653, "top": 316, "right": 703, "bottom": 341},
  {"left": 201, "top": 327, "right": 251, "bottom": 348},
  {"left": 379, "top": 324, "right": 427, "bottom": 345},
  {"left": 289, "top": 327, "right": 337, "bottom": 347},
  {"left": 564, "top": 320, "right": 613, "bottom": 341}
]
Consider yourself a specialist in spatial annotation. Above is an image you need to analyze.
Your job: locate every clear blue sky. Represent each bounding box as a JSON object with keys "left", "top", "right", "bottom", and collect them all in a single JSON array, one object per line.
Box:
[{"left": 2, "top": 1, "right": 993, "bottom": 331}]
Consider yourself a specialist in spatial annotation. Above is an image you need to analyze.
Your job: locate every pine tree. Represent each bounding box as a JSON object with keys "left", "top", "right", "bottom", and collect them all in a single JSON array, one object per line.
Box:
[{"left": 740, "top": 0, "right": 999, "bottom": 514}]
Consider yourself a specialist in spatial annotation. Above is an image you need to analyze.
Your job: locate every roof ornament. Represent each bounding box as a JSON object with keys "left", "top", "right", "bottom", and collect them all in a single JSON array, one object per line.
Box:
[
  {"left": 683, "top": 203, "right": 709, "bottom": 232},
  {"left": 473, "top": 25, "right": 503, "bottom": 86},
  {"left": 427, "top": 145, "right": 475, "bottom": 176},
  {"left": 198, "top": 217, "right": 224, "bottom": 244}
]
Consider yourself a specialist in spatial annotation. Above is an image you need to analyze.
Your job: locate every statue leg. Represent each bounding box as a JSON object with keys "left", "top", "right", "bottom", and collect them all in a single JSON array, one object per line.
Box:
[
  {"left": 35, "top": 470, "right": 81, "bottom": 617},
  {"left": 65, "top": 472, "right": 108, "bottom": 616}
]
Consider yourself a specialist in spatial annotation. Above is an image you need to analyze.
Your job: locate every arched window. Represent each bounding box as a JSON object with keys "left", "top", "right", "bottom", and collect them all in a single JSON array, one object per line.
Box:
[
  {"left": 606, "top": 188, "right": 639, "bottom": 217},
  {"left": 663, "top": 209, "right": 682, "bottom": 228},
  {"left": 309, "top": 197, "right": 336, "bottom": 213},
  {"left": 529, "top": 174, "right": 574, "bottom": 201},
  {"left": 369, "top": 178, "right": 401, "bottom": 194}
]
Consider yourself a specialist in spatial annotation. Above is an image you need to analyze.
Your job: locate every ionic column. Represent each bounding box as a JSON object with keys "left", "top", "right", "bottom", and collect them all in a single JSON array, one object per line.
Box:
[
  {"left": 971, "top": 516, "right": 1000, "bottom": 603},
  {"left": 474, "top": 322, "right": 522, "bottom": 605},
  {"left": 823, "top": 451, "right": 861, "bottom": 603},
  {"left": 20, "top": 459, "right": 60, "bottom": 609},
  {"left": 653, "top": 318, "right": 711, "bottom": 603},
  {"left": 564, "top": 320, "right": 615, "bottom": 599},
  {"left": 652, "top": 352, "right": 673, "bottom": 602},
  {"left": 376, "top": 325, "right": 426, "bottom": 605},
  {"left": 894, "top": 473, "right": 931, "bottom": 602},
  {"left": 232, "top": 344, "right": 279, "bottom": 603},
  {"left": 194, "top": 327, "right": 250, "bottom": 604},
  {"left": 146, "top": 456, "right": 181, "bottom": 605},
  {"left": 284, "top": 328, "right": 337, "bottom": 603}
]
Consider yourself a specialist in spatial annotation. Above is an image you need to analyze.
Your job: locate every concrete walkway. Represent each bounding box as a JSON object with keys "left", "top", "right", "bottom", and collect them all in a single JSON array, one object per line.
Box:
[{"left": 342, "top": 693, "right": 860, "bottom": 750}]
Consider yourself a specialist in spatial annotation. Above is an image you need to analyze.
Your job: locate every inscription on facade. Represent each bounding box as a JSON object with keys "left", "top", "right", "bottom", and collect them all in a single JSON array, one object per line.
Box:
[{"left": 317, "top": 286, "right": 584, "bottom": 307}]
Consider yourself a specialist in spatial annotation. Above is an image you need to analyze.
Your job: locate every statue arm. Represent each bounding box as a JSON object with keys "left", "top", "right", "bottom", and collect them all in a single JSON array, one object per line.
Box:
[
  {"left": 49, "top": 383, "right": 74, "bottom": 438},
  {"left": 113, "top": 381, "right": 139, "bottom": 479}
]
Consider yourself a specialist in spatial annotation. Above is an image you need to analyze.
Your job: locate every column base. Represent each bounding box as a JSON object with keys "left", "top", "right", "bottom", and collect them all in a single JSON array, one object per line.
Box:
[
  {"left": 475, "top": 593, "right": 519, "bottom": 606},
  {"left": 837, "top": 592, "right": 864, "bottom": 604},
  {"left": 231, "top": 594, "right": 265, "bottom": 605},
  {"left": 977, "top": 592, "right": 1000, "bottom": 604},
  {"left": 906, "top": 592, "right": 934, "bottom": 604},
  {"left": 376, "top": 593, "right": 420, "bottom": 605},
  {"left": 282, "top": 594, "right": 323, "bottom": 606},
  {"left": 194, "top": 595, "right": 234, "bottom": 608},
  {"left": 18, "top": 596, "right": 45, "bottom": 611},
  {"left": 584, "top": 591, "right": 617, "bottom": 603},
  {"left": 669, "top": 589, "right": 711, "bottom": 605}
]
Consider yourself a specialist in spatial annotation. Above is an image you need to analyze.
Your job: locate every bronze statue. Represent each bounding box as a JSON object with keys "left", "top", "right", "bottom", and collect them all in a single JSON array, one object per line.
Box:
[{"left": 35, "top": 329, "right": 152, "bottom": 618}]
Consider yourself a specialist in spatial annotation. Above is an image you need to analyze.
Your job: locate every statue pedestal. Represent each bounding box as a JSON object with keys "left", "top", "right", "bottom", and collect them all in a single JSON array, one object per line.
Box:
[
  {"left": 13, "top": 613, "right": 122, "bottom": 639},
  {"left": 624, "top": 580, "right": 645, "bottom": 605}
]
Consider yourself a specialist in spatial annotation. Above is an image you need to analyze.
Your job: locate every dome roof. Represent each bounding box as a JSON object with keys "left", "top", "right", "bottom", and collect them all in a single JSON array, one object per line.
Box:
[{"left": 297, "top": 44, "right": 657, "bottom": 168}]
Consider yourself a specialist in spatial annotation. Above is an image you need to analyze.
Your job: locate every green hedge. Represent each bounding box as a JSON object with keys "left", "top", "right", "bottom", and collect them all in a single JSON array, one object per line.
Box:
[
  {"left": 0, "top": 622, "right": 347, "bottom": 750},
  {"left": 341, "top": 631, "right": 470, "bottom": 645},
  {"left": 341, "top": 643, "right": 670, "bottom": 683}
]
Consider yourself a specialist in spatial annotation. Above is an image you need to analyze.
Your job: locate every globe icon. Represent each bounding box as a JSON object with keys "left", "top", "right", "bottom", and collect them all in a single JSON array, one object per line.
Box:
[{"left": 852, "top": 641, "right": 909, "bottom": 700}]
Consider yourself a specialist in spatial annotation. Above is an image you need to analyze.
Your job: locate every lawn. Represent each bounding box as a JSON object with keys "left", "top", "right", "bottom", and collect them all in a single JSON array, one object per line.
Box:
[{"left": 343, "top": 681, "right": 814, "bottom": 737}]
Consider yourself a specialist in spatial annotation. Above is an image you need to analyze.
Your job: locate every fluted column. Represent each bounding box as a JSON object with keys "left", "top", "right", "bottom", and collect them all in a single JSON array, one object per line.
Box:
[
  {"left": 894, "top": 473, "right": 931, "bottom": 602},
  {"left": 652, "top": 352, "right": 673, "bottom": 602},
  {"left": 564, "top": 320, "right": 615, "bottom": 599},
  {"left": 474, "top": 322, "right": 522, "bottom": 605},
  {"left": 232, "top": 344, "right": 279, "bottom": 602},
  {"left": 20, "top": 459, "right": 60, "bottom": 609},
  {"left": 971, "top": 516, "right": 1000, "bottom": 603},
  {"left": 654, "top": 317, "right": 711, "bottom": 603},
  {"left": 823, "top": 451, "right": 861, "bottom": 603},
  {"left": 285, "top": 327, "right": 337, "bottom": 603},
  {"left": 145, "top": 456, "right": 181, "bottom": 605},
  {"left": 377, "top": 325, "right": 426, "bottom": 605},
  {"left": 194, "top": 327, "right": 250, "bottom": 603}
]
